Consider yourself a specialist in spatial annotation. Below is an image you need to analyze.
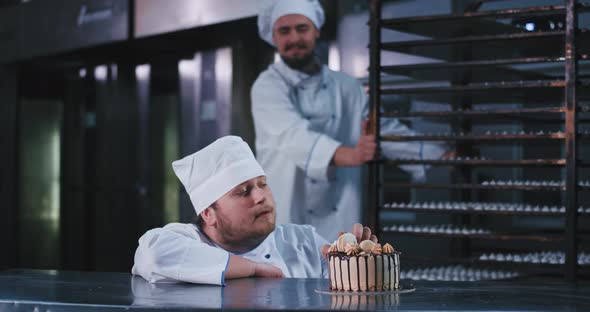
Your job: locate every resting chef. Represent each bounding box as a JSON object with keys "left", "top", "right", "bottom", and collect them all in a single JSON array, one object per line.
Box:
[{"left": 132, "top": 136, "right": 376, "bottom": 285}]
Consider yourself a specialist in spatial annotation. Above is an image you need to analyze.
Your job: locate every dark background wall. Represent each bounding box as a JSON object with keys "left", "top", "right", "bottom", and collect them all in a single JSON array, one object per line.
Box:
[
  {"left": 0, "top": 66, "right": 18, "bottom": 270},
  {"left": 0, "top": 0, "right": 275, "bottom": 272}
]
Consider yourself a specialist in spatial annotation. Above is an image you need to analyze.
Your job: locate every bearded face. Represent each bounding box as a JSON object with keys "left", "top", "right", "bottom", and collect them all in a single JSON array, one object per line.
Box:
[
  {"left": 214, "top": 201, "right": 276, "bottom": 246},
  {"left": 204, "top": 176, "right": 276, "bottom": 249},
  {"left": 272, "top": 14, "right": 320, "bottom": 71}
]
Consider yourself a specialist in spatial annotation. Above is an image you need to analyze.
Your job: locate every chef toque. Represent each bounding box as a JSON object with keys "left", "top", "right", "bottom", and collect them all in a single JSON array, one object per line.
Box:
[
  {"left": 172, "top": 136, "right": 265, "bottom": 215},
  {"left": 257, "top": 0, "right": 325, "bottom": 46}
]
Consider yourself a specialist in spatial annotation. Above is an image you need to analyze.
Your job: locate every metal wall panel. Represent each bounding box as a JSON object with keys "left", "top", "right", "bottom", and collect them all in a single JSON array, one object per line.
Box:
[
  {"left": 0, "top": 6, "right": 20, "bottom": 64},
  {"left": 0, "top": 0, "right": 128, "bottom": 63},
  {"left": 93, "top": 64, "right": 142, "bottom": 272},
  {"left": 135, "top": 0, "right": 258, "bottom": 38},
  {"left": 61, "top": 73, "right": 91, "bottom": 270},
  {"left": 0, "top": 66, "right": 18, "bottom": 269},
  {"left": 18, "top": 98, "right": 63, "bottom": 269}
]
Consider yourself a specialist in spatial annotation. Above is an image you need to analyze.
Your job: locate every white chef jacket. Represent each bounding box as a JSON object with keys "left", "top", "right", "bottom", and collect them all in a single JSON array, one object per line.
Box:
[
  {"left": 251, "top": 60, "right": 446, "bottom": 239},
  {"left": 132, "top": 223, "right": 329, "bottom": 285}
]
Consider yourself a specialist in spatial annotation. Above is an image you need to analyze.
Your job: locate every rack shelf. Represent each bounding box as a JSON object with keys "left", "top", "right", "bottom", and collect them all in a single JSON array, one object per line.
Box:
[
  {"left": 382, "top": 159, "right": 566, "bottom": 167},
  {"left": 382, "top": 182, "right": 565, "bottom": 191},
  {"left": 401, "top": 264, "right": 523, "bottom": 281},
  {"left": 381, "top": 225, "right": 565, "bottom": 242},
  {"left": 381, "top": 84, "right": 590, "bottom": 104},
  {"left": 382, "top": 4, "right": 590, "bottom": 38},
  {"left": 380, "top": 201, "right": 590, "bottom": 216},
  {"left": 382, "top": 57, "right": 566, "bottom": 82},
  {"left": 403, "top": 254, "right": 590, "bottom": 268},
  {"left": 401, "top": 255, "right": 590, "bottom": 279},
  {"left": 382, "top": 133, "right": 565, "bottom": 141},
  {"left": 383, "top": 107, "right": 565, "bottom": 119},
  {"left": 381, "top": 29, "right": 590, "bottom": 61},
  {"left": 382, "top": 79, "right": 565, "bottom": 94},
  {"left": 380, "top": 79, "right": 590, "bottom": 102},
  {"left": 382, "top": 206, "right": 566, "bottom": 216}
]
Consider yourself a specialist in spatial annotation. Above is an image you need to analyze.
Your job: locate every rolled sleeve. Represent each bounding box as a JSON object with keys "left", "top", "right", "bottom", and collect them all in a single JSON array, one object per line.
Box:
[
  {"left": 379, "top": 117, "right": 448, "bottom": 182},
  {"left": 252, "top": 71, "right": 342, "bottom": 177},
  {"left": 179, "top": 240, "right": 230, "bottom": 286},
  {"left": 305, "top": 134, "right": 341, "bottom": 181},
  {"left": 420, "top": 140, "right": 447, "bottom": 160}
]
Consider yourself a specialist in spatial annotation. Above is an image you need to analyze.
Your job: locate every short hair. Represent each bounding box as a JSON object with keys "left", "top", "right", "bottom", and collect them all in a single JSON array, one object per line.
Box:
[{"left": 194, "top": 202, "right": 217, "bottom": 229}]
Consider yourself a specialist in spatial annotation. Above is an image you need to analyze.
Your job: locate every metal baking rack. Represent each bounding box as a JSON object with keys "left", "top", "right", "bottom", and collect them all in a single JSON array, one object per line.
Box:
[
  {"left": 381, "top": 224, "right": 566, "bottom": 242},
  {"left": 368, "top": 0, "right": 589, "bottom": 281},
  {"left": 401, "top": 265, "right": 521, "bottom": 281},
  {"left": 383, "top": 201, "right": 590, "bottom": 215},
  {"left": 478, "top": 250, "right": 590, "bottom": 265}
]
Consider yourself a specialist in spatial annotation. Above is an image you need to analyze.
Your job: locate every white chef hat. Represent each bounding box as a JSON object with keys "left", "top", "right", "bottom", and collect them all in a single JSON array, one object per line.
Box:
[
  {"left": 172, "top": 136, "right": 265, "bottom": 215},
  {"left": 257, "top": 0, "right": 325, "bottom": 46}
]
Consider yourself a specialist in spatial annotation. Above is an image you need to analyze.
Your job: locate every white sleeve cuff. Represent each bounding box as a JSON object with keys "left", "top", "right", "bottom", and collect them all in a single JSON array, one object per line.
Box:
[
  {"left": 304, "top": 134, "right": 341, "bottom": 181},
  {"left": 420, "top": 141, "right": 447, "bottom": 160},
  {"left": 178, "top": 241, "right": 230, "bottom": 286},
  {"left": 386, "top": 141, "right": 448, "bottom": 182}
]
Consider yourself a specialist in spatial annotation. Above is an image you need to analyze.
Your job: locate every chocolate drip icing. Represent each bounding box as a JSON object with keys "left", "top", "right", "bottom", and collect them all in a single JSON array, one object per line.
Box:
[
  {"left": 381, "top": 255, "right": 386, "bottom": 289},
  {"left": 339, "top": 257, "right": 343, "bottom": 290},
  {"left": 328, "top": 258, "right": 331, "bottom": 289},
  {"left": 398, "top": 254, "right": 401, "bottom": 289},
  {"left": 346, "top": 258, "right": 351, "bottom": 291},
  {"left": 374, "top": 256, "right": 377, "bottom": 291}
]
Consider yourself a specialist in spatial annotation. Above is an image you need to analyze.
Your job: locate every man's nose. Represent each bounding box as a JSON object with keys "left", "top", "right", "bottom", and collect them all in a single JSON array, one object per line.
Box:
[
  {"left": 252, "top": 187, "right": 266, "bottom": 204},
  {"left": 286, "top": 30, "right": 300, "bottom": 43}
]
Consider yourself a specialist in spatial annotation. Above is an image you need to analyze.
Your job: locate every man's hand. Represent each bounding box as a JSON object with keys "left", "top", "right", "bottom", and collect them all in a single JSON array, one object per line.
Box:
[
  {"left": 321, "top": 244, "right": 330, "bottom": 259},
  {"left": 441, "top": 150, "right": 456, "bottom": 160},
  {"left": 333, "top": 120, "right": 377, "bottom": 166},
  {"left": 253, "top": 263, "right": 284, "bottom": 278},
  {"left": 321, "top": 223, "right": 378, "bottom": 259}
]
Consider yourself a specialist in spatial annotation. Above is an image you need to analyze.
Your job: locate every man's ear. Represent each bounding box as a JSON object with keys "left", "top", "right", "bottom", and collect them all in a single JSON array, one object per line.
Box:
[{"left": 200, "top": 207, "right": 217, "bottom": 227}]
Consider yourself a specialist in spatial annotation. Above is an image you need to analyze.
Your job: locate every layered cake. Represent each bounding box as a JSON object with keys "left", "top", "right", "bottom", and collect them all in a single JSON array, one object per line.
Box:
[{"left": 328, "top": 233, "right": 400, "bottom": 291}]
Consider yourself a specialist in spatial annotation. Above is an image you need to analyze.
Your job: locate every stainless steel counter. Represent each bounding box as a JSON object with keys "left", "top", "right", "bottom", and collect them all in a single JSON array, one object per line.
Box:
[{"left": 0, "top": 269, "right": 589, "bottom": 311}]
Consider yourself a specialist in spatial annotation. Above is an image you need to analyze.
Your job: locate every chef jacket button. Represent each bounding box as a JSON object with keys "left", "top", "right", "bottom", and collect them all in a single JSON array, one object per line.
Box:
[
  {"left": 305, "top": 116, "right": 311, "bottom": 120},
  {"left": 307, "top": 209, "right": 313, "bottom": 215},
  {"left": 331, "top": 115, "right": 336, "bottom": 119},
  {"left": 265, "top": 254, "right": 271, "bottom": 259},
  {"left": 321, "top": 84, "right": 327, "bottom": 89},
  {"left": 333, "top": 206, "right": 338, "bottom": 212},
  {"left": 310, "top": 179, "right": 316, "bottom": 184}
]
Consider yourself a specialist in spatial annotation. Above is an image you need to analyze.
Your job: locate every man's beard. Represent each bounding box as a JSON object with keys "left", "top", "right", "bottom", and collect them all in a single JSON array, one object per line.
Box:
[
  {"left": 281, "top": 49, "right": 316, "bottom": 71},
  {"left": 215, "top": 207, "right": 276, "bottom": 248}
]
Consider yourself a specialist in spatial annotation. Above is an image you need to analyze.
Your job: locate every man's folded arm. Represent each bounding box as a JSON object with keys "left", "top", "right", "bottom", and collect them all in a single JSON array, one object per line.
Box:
[
  {"left": 132, "top": 225, "right": 284, "bottom": 285},
  {"left": 132, "top": 226, "right": 230, "bottom": 285}
]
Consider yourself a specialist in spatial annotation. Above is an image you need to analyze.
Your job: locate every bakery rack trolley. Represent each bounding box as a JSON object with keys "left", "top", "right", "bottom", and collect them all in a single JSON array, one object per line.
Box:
[{"left": 367, "top": 0, "right": 590, "bottom": 281}]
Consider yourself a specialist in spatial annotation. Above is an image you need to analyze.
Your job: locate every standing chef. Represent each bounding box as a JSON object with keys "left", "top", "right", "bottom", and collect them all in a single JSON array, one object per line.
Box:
[
  {"left": 251, "top": 0, "right": 450, "bottom": 239},
  {"left": 132, "top": 136, "right": 376, "bottom": 285}
]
